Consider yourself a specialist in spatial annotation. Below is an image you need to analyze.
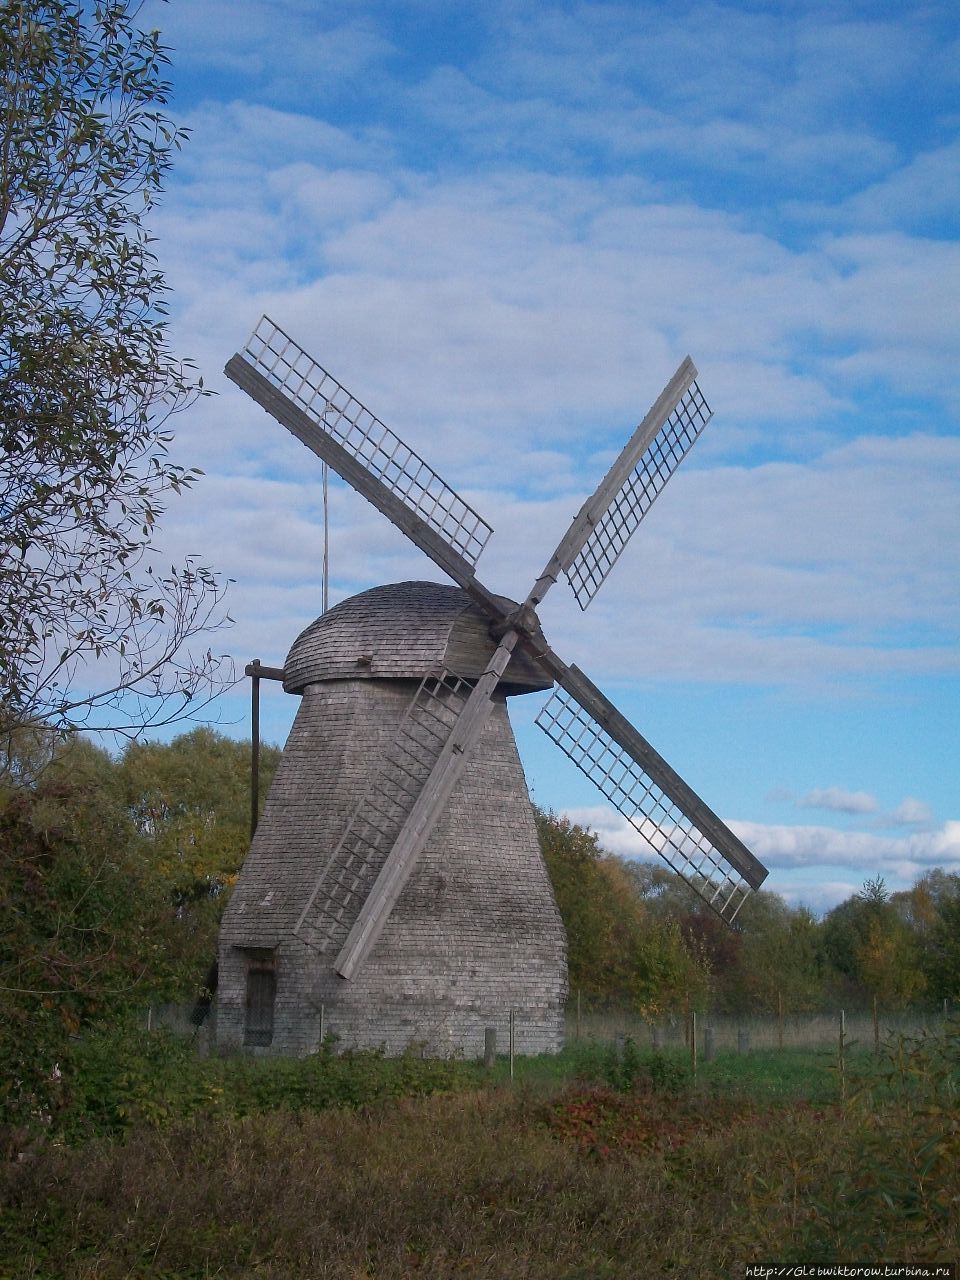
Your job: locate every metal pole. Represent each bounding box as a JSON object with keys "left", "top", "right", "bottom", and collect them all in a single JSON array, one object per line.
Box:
[
  {"left": 250, "top": 659, "right": 261, "bottom": 840},
  {"left": 509, "top": 1010, "right": 515, "bottom": 1080},
  {"left": 322, "top": 461, "right": 329, "bottom": 614}
]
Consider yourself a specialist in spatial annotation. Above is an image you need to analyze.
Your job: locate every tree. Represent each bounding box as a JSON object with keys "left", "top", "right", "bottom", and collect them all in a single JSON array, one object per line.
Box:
[
  {"left": 0, "top": 737, "right": 176, "bottom": 1127},
  {"left": 536, "top": 810, "right": 701, "bottom": 1014},
  {"left": 822, "top": 878, "right": 926, "bottom": 1009},
  {"left": 118, "top": 728, "right": 281, "bottom": 976},
  {"left": 0, "top": 1, "right": 229, "bottom": 771}
]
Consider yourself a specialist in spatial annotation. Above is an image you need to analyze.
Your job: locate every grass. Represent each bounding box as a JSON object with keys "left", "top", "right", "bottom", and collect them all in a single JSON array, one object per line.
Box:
[{"left": 1, "top": 1024, "right": 958, "bottom": 1279}]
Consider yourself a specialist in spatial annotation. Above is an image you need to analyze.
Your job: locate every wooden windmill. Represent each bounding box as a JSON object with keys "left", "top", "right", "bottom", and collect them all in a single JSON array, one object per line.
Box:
[{"left": 216, "top": 317, "right": 768, "bottom": 1056}]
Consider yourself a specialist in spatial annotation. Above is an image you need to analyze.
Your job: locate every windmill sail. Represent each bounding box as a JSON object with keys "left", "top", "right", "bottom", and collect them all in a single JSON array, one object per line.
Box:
[
  {"left": 527, "top": 357, "right": 712, "bottom": 610},
  {"left": 333, "top": 630, "right": 520, "bottom": 979},
  {"left": 225, "top": 317, "right": 492, "bottom": 590},
  {"left": 534, "top": 662, "right": 767, "bottom": 921}
]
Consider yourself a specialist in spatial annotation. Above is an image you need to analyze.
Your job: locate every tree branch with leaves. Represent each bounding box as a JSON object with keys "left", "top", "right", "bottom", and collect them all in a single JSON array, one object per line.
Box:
[{"left": 0, "top": 0, "right": 231, "bottom": 772}]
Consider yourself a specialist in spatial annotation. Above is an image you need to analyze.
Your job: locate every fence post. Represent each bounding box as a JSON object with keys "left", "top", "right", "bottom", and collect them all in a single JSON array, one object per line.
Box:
[
  {"left": 737, "top": 1027, "right": 751, "bottom": 1055},
  {"left": 777, "top": 990, "right": 784, "bottom": 1051},
  {"left": 838, "top": 1009, "right": 847, "bottom": 1104},
  {"left": 690, "top": 1010, "right": 697, "bottom": 1081},
  {"left": 652, "top": 1025, "right": 663, "bottom": 1052},
  {"left": 703, "top": 1025, "right": 715, "bottom": 1063},
  {"left": 484, "top": 1027, "right": 496, "bottom": 1069},
  {"left": 576, "top": 988, "right": 581, "bottom": 1041},
  {"left": 509, "top": 1010, "right": 515, "bottom": 1080},
  {"left": 873, "top": 995, "right": 880, "bottom": 1056}
]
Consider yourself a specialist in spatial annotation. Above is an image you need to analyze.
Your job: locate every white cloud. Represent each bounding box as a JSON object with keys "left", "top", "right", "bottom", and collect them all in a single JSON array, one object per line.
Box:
[
  {"left": 890, "top": 797, "right": 933, "bottom": 827},
  {"left": 799, "top": 787, "right": 879, "bottom": 815},
  {"left": 558, "top": 805, "right": 960, "bottom": 911}
]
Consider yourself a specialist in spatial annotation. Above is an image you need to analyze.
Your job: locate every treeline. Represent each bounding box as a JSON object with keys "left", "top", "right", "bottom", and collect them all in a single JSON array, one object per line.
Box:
[
  {"left": 538, "top": 810, "right": 960, "bottom": 1018},
  {"left": 2, "top": 731, "right": 958, "bottom": 1124}
]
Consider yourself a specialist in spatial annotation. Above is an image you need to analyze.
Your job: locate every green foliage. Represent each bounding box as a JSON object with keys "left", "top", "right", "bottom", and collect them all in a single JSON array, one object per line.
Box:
[
  {"left": 0, "top": 728, "right": 282, "bottom": 1138},
  {"left": 719, "top": 893, "right": 825, "bottom": 1014},
  {"left": 3, "top": 1030, "right": 956, "bottom": 1278},
  {"left": 118, "top": 728, "right": 281, "bottom": 978},
  {"left": 537, "top": 808, "right": 701, "bottom": 1013},
  {"left": 0, "top": 739, "right": 175, "bottom": 1133},
  {"left": 923, "top": 885, "right": 960, "bottom": 1003},
  {"left": 822, "top": 878, "right": 927, "bottom": 1009},
  {"left": 0, "top": 0, "right": 228, "bottom": 753},
  {"left": 35, "top": 1018, "right": 477, "bottom": 1145}
]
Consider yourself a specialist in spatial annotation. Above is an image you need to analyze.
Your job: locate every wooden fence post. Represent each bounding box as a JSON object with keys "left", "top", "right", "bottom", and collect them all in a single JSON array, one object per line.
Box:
[
  {"left": 873, "top": 994, "right": 880, "bottom": 1056},
  {"left": 690, "top": 1010, "right": 697, "bottom": 1081},
  {"left": 484, "top": 1027, "right": 496, "bottom": 1069}
]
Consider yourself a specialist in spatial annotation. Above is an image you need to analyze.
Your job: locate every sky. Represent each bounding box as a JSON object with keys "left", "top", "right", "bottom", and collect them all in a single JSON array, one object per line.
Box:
[{"left": 135, "top": 0, "right": 959, "bottom": 915}]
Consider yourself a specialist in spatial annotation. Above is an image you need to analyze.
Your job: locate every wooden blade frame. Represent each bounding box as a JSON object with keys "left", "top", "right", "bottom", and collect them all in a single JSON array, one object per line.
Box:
[
  {"left": 534, "top": 663, "right": 767, "bottom": 922},
  {"left": 334, "top": 631, "right": 519, "bottom": 979},
  {"left": 227, "top": 319, "right": 769, "bottom": 976},
  {"left": 225, "top": 316, "right": 491, "bottom": 591},
  {"left": 525, "top": 358, "right": 712, "bottom": 611},
  {"left": 292, "top": 668, "right": 473, "bottom": 957}
]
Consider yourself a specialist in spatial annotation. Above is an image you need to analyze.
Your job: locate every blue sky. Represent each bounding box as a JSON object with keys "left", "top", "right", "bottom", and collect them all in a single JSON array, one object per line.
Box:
[{"left": 138, "top": 0, "right": 959, "bottom": 913}]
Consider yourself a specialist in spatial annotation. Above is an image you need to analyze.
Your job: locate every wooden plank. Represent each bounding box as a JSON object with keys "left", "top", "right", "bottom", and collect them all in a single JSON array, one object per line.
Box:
[
  {"left": 225, "top": 355, "right": 479, "bottom": 592},
  {"left": 244, "top": 662, "right": 285, "bottom": 681}
]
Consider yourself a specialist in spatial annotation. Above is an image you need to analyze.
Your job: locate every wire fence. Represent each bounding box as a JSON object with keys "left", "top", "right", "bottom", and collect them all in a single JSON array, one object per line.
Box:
[
  {"left": 145, "top": 995, "right": 955, "bottom": 1061},
  {"left": 565, "top": 993, "right": 955, "bottom": 1056}
]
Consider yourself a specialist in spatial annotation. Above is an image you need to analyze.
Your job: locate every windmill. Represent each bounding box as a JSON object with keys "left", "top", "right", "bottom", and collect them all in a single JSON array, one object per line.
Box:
[{"left": 216, "top": 316, "right": 768, "bottom": 1056}]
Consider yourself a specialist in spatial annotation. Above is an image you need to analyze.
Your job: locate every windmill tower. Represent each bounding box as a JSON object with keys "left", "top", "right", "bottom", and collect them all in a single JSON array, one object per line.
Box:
[
  {"left": 217, "top": 581, "right": 566, "bottom": 1055},
  {"left": 217, "top": 318, "right": 769, "bottom": 1056}
]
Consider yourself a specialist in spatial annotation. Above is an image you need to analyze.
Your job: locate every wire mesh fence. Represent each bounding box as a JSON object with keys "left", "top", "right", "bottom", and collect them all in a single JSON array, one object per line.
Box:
[
  {"left": 145, "top": 995, "right": 955, "bottom": 1062},
  {"left": 564, "top": 994, "right": 955, "bottom": 1055}
]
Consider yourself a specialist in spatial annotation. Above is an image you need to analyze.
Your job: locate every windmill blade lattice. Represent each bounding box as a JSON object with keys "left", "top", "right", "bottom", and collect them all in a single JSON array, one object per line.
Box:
[
  {"left": 227, "top": 316, "right": 492, "bottom": 588},
  {"left": 535, "top": 681, "right": 761, "bottom": 922},
  {"left": 564, "top": 373, "right": 712, "bottom": 608},
  {"left": 293, "top": 667, "right": 472, "bottom": 955}
]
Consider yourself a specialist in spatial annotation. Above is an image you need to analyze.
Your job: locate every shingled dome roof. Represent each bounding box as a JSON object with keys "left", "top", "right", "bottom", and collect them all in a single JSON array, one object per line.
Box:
[{"left": 283, "top": 581, "right": 551, "bottom": 696}]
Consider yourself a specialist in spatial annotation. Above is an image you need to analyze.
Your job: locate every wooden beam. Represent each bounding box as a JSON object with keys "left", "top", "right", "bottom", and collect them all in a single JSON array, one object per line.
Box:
[
  {"left": 244, "top": 662, "right": 285, "bottom": 682},
  {"left": 225, "top": 355, "right": 479, "bottom": 593}
]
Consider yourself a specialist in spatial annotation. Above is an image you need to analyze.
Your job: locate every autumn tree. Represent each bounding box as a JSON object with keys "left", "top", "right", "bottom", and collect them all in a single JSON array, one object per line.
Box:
[
  {"left": 0, "top": 1, "right": 229, "bottom": 773},
  {"left": 821, "top": 877, "right": 926, "bottom": 1009},
  {"left": 118, "top": 728, "right": 280, "bottom": 976},
  {"left": 536, "top": 810, "right": 700, "bottom": 1015}
]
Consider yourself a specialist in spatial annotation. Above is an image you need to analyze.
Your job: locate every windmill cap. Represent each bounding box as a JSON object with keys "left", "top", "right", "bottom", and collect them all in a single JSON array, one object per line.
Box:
[{"left": 283, "top": 581, "right": 552, "bottom": 695}]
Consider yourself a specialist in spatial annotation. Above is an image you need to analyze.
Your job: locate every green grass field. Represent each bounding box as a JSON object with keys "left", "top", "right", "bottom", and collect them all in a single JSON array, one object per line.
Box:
[{"left": 1, "top": 1025, "right": 957, "bottom": 1279}]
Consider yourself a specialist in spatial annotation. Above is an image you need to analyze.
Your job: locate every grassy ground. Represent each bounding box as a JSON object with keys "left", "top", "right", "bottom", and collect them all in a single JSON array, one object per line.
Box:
[{"left": 1, "top": 1028, "right": 957, "bottom": 1279}]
